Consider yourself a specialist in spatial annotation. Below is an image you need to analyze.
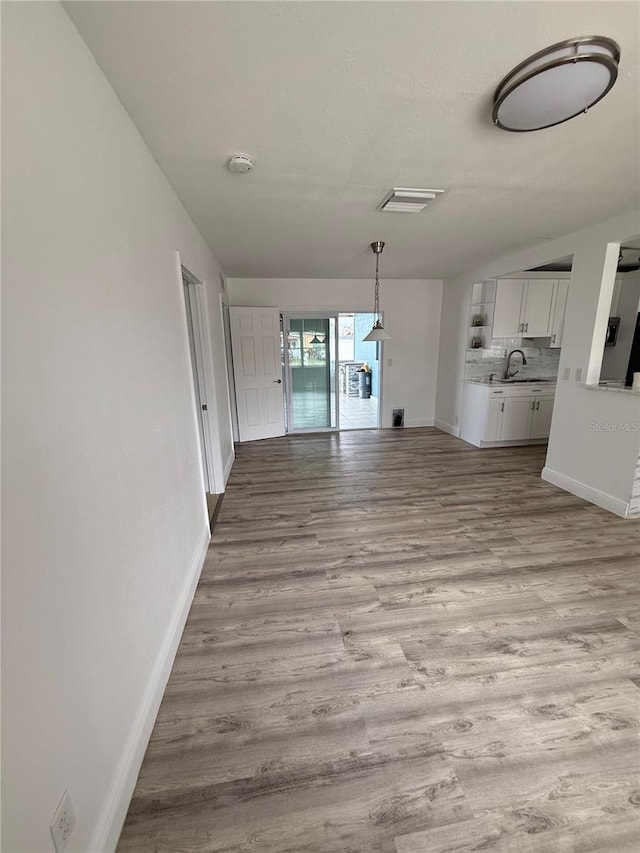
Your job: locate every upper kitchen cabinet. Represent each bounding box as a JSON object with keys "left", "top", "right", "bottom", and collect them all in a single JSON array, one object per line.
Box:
[
  {"left": 550, "top": 280, "right": 569, "bottom": 348},
  {"left": 492, "top": 278, "right": 562, "bottom": 339},
  {"left": 492, "top": 279, "right": 525, "bottom": 337},
  {"left": 522, "top": 279, "right": 555, "bottom": 336}
]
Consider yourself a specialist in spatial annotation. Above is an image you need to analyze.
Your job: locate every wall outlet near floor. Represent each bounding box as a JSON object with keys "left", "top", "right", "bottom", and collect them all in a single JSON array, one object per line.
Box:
[
  {"left": 454, "top": 415, "right": 459, "bottom": 425},
  {"left": 50, "top": 790, "right": 76, "bottom": 852}
]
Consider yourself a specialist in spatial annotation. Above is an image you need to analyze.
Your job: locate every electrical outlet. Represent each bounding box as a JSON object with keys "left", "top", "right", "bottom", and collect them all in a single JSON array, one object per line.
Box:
[
  {"left": 387, "top": 357, "right": 393, "bottom": 367},
  {"left": 562, "top": 367, "right": 571, "bottom": 381},
  {"left": 50, "top": 790, "right": 76, "bottom": 852},
  {"left": 574, "top": 367, "right": 583, "bottom": 382},
  {"left": 454, "top": 415, "right": 459, "bottom": 425}
]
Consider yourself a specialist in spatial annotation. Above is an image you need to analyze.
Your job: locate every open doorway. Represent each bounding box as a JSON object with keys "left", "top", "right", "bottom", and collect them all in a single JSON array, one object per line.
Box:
[
  {"left": 280, "top": 312, "right": 381, "bottom": 433},
  {"left": 337, "top": 313, "right": 380, "bottom": 430}
]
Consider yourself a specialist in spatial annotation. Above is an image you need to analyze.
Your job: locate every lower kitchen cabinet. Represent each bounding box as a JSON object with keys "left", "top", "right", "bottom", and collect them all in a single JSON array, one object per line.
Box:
[
  {"left": 501, "top": 396, "right": 535, "bottom": 441},
  {"left": 530, "top": 397, "right": 554, "bottom": 439},
  {"left": 460, "top": 382, "right": 556, "bottom": 447}
]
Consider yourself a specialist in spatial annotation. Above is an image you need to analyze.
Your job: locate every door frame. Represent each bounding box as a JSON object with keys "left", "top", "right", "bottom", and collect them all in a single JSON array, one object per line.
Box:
[
  {"left": 282, "top": 312, "right": 340, "bottom": 434},
  {"left": 280, "top": 309, "right": 384, "bottom": 433},
  {"left": 179, "top": 260, "right": 221, "bottom": 495}
]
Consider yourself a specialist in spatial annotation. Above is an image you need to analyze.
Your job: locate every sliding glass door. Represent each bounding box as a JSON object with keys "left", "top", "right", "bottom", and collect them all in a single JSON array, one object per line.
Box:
[{"left": 282, "top": 314, "right": 338, "bottom": 432}]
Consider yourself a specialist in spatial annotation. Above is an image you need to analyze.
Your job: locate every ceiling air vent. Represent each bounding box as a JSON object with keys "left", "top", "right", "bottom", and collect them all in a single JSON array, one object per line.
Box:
[{"left": 378, "top": 187, "right": 445, "bottom": 213}]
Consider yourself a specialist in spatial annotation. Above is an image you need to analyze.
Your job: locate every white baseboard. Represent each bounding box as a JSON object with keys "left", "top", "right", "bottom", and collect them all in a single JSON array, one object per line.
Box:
[
  {"left": 90, "top": 525, "right": 211, "bottom": 852},
  {"left": 223, "top": 448, "right": 235, "bottom": 485},
  {"left": 542, "top": 466, "right": 629, "bottom": 518},
  {"left": 402, "top": 417, "right": 435, "bottom": 428},
  {"left": 434, "top": 419, "right": 461, "bottom": 437}
]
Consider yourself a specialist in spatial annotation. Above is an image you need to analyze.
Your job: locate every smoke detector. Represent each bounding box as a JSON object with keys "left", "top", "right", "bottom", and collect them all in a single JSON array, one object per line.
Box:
[
  {"left": 378, "top": 187, "right": 445, "bottom": 213},
  {"left": 227, "top": 155, "right": 254, "bottom": 174}
]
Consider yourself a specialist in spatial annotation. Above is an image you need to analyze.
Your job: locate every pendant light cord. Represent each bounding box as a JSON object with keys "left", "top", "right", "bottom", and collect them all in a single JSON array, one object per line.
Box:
[{"left": 373, "top": 252, "right": 380, "bottom": 322}]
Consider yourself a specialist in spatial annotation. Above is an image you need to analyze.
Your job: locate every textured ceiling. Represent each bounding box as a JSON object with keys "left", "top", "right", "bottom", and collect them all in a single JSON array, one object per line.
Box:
[{"left": 65, "top": 1, "right": 640, "bottom": 279}]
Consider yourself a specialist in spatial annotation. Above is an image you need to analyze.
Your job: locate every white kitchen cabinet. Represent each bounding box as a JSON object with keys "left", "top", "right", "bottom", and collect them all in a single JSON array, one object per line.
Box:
[
  {"left": 521, "top": 279, "right": 555, "bottom": 336},
  {"left": 550, "top": 280, "right": 569, "bottom": 348},
  {"left": 460, "top": 382, "right": 556, "bottom": 447},
  {"left": 501, "top": 397, "right": 536, "bottom": 441},
  {"left": 492, "top": 280, "right": 525, "bottom": 337},
  {"left": 492, "top": 278, "right": 558, "bottom": 338},
  {"left": 530, "top": 397, "right": 555, "bottom": 438},
  {"left": 486, "top": 398, "right": 505, "bottom": 441}
]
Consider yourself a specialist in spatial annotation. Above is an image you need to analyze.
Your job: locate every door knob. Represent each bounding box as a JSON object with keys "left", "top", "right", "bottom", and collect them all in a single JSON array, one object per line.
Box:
[{"left": 274, "top": 379, "right": 282, "bottom": 383}]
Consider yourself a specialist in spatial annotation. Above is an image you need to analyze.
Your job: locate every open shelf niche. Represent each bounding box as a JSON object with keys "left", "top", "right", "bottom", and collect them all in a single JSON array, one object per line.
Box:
[{"left": 468, "top": 279, "right": 496, "bottom": 350}]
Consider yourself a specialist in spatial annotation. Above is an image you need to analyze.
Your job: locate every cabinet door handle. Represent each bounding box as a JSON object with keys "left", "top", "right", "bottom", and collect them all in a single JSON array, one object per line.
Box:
[
  {"left": 531, "top": 401, "right": 536, "bottom": 410},
  {"left": 536, "top": 400, "right": 540, "bottom": 410},
  {"left": 501, "top": 402, "right": 504, "bottom": 412},
  {"left": 525, "top": 322, "right": 528, "bottom": 332},
  {"left": 552, "top": 333, "right": 556, "bottom": 343}
]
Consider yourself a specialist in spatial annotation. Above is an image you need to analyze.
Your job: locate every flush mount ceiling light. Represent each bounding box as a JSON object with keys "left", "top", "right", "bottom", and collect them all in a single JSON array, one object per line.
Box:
[
  {"left": 363, "top": 241, "right": 391, "bottom": 342},
  {"left": 492, "top": 36, "right": 620, "bottom": 132},
  {"left": 378, "top": 188, "right": 445, "bottom": 213}
]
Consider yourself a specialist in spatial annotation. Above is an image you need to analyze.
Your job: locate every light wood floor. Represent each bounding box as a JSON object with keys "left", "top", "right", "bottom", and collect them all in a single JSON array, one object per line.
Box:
[{"left": 118, "top": 428, "right": 640, "bottom": 852}]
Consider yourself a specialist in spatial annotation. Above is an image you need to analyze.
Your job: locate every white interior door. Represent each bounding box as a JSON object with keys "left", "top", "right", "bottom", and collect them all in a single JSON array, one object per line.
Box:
[
  {"left": 229, "top": 307, "right": 285, "bottom": 442},
  {"left": 183, "top": 276, "right": 216, "bottom": 493}
]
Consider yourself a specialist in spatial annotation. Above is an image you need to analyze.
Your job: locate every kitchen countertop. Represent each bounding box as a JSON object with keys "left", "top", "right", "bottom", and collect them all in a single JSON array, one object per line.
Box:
[
  {"left": 585, "top": 382, "right": 640, "bottom": 397},
  {"left": 466, "top": 377, "right": 557, "bottom": 386}
]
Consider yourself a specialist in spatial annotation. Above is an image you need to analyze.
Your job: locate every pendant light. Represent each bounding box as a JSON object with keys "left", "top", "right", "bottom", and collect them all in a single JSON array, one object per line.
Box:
[
  {"left": 493, "top": 36, "right": 620, "bottom": 132},
  {"left": 363, "top": 241, "right": 391, "bottom": 341}
]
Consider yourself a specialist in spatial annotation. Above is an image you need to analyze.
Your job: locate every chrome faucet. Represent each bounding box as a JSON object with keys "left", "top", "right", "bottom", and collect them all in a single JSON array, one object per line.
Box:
[{"left": 503, "top": 349, "right": 527, "bottom": 379}]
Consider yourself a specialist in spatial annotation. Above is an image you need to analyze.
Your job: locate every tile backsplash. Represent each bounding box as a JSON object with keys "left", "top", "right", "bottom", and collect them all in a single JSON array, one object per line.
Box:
[{"left": 465, "top": 340, "right": 560, "bottom": 382}]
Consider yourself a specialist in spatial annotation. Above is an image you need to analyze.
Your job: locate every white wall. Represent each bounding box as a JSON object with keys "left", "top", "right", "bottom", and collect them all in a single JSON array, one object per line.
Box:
[
  {"left": 436, "top": 210, "right": 640, "bottom": 514},
  {"left": 228, "top": 277, "right": 443, "bottom": 428},
  {"left": 2, "top": 4, "right": 233, "bottom": 852}
]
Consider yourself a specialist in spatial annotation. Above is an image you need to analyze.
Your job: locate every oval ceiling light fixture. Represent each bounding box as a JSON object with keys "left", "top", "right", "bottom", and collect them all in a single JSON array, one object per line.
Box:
[
  {"left": 363, "top": 241, "right": 392, "bottom": 342},
  {"left": 492, "top": 36, "right": 620, "bottom": 132}
]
